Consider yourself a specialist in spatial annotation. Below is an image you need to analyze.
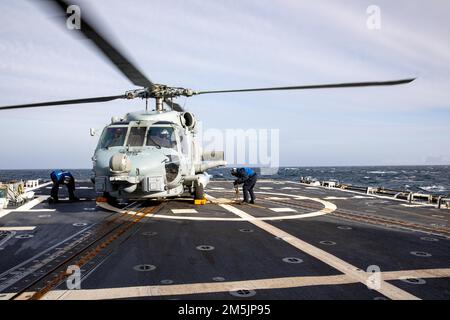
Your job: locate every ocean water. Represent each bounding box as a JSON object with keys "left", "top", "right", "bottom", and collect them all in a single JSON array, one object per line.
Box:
[
  {"left": 0, "top": 166, "right": 449, "bottom": 195},
  {"left": 209, "top": 166, "right": 450, "bottom": 195}
]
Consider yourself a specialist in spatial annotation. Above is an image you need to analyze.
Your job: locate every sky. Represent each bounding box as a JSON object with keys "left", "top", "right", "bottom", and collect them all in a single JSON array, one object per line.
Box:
[{"left": 0, "top": 0, "right": 449, "bottom": 169}]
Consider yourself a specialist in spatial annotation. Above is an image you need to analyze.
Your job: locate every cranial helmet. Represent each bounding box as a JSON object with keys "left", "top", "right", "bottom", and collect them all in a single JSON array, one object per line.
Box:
[{"left": 160, "top": 129, "right": 170, "bottom": 138}]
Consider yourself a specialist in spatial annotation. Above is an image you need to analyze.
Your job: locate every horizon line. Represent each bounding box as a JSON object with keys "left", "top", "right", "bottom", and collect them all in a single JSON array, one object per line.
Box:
[{"left": 1, "top": 164, "right": 449, "bottom": 170}]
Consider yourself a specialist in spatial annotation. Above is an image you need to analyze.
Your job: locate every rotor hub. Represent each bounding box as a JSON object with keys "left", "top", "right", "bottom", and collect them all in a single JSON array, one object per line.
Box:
[{"left": 125, "top": 85, "right": 196, "bottom": 101}]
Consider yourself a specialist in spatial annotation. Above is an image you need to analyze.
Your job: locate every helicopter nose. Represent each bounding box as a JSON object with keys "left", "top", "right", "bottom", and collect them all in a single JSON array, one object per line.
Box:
[{"left": 109, "top": 153, "right": 132, "bottom": 174}]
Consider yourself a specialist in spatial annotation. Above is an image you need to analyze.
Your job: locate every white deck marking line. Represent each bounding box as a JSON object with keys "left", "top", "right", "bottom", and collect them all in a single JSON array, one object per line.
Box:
[
  {"left": 0, "top": 224, "right": 97, "bottom": 293},
  {"left": 13, "top": 196, "right": 49, "bottom": 210},
  {"left": 0, "top": 231, "right": 16, "bottom": 250},
  {"left": 39, "top": 268, "right": 450, "bottom": 300},
  {"left": 382, "top": 268, "right": 450, "bottom": 279},
  {"left": 211, "top": 189, "right": 336, "bottom": 202},
  {"left": 0, "top": 196, "right": 49, "bottom": 219},
  {"left": 266, "top": 197, "right": 291, "bottom": 200},
  {"left": 97, "top": 193, "right": 335, "bottom": 221},
  {"left": 269, "top": 208, "right": 297, "bottom": 213},
  {"left": 171, "top": 209, "right": 198, "bottom": 214},
  {"left": 0, "top": 293, "right": 16, "bottom": 300},
  {"left": 0, "top": 210, "right": 12, "bottom": 219},
  {"left": 24, "top": 181, "right": 52, "bottom": 192},
  {"left": 14, "top": 209, "right": 55, "bottom": 213},
  {"left": 325, "top": 197, "right": 348, "bottom": 200},
  {"left": 352, "top": 196, "right": 375, "bottom": 199},
  {"left": 213, "top": 198, "right": 419, "bottom": 300},
  {"left": 400, "top": 204, "right": 433, "bottom": 208},
  {"left": 210, "top": 187, "right": 225, "bottom": 190},
  {"left": 0, "top": 226, "right": 36, "bottom": 231},
  {"left": 42, "top": 275, "right": 355, "bottom": 299}
]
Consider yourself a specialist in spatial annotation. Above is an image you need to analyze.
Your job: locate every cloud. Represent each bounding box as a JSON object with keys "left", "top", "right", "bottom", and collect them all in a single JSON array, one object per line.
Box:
[{"left": 0, "top": 0, "right": 449, "bottom": 168}]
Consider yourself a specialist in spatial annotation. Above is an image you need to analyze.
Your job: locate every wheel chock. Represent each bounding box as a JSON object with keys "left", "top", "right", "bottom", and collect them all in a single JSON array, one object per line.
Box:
[{"left": 194, "top": 198, "right": 207, "bottom": 205}]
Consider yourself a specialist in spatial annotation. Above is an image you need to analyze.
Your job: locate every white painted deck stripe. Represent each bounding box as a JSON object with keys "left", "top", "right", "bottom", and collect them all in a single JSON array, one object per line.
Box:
[
  {"left": 0, "top": 231, "right": 16, "bottom": 250},
  {"left": 38, "top": 268, "right": 450, "bottom": 300},
  {"left": 0, "top": 196, "right": 49, "bottom": 219},
  {"left": 98, "top": 195, "right": 333, "bottom": 222},
  {"left": 324, "top": 197, "right": 348, "bottom": 200},
  {"left": 217, "top": 201, "right": 419, "bottom": 300},
  {"left": 0, "top": 226, "right": 36, "bottom": 231},
  {"left": 17, "top": 209, "right": 55, "bottom": 212},
  {"left": 171, "top": 209, "right": 198, "bottom": 214},
  {"left": 38, "top": 275, "right": 356, "bottom": 300},
  {"left": 400, "top": 204, "right": 432, "bottom": 208},
  {"left": 352, "top": 196, "right": 375, "bottom": 199},
  {"left": 0, "top": 210, "right": 12, "bottom": 219},
  {"left": 13, "top": 196, "right": 49, "bottom": 211},
  {"left": 269, "top": 208, "right": 297, "bottom": 213},
  {"left": 24, "top": 181, "right": 52, "bottom": 192}
]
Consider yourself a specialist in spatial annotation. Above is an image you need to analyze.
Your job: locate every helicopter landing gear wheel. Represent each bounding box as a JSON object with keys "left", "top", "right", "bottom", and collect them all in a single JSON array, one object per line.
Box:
[{"left": 194, "top": 182, "right": 205, "bottom": 200}]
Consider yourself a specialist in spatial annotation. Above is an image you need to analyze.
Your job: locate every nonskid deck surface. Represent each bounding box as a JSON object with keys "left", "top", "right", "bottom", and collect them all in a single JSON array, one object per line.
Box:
[{"left": 0, "top": 180, "right": 449, "bottom": 300}]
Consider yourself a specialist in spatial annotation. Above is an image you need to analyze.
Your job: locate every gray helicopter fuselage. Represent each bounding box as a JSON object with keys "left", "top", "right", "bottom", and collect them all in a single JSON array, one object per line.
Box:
[{"left": 92, "top": 110, "right": 225, "bottom": 200}]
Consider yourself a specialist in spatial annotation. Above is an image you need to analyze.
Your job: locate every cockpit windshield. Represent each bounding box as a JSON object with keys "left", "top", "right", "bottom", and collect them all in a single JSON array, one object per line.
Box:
[
  {"left": 126, "top": 127, "right": 147, "bottom": 147},
  {"left": 98, "top": 127, "right": 127, "bottom": 148},
  {"left": 146, "top": 126, "right": 177, "bottom": 149}
]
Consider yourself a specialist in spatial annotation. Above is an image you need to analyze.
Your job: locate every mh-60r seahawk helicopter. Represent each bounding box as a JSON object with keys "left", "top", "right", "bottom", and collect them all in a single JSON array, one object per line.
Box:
[{"left": 0, "top": 0, "right": 415, "bottom": 201}]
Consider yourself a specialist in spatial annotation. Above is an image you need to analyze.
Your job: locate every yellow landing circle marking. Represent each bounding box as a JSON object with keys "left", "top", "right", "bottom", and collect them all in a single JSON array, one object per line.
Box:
[{"left": 97, "top": 191, "right": 337, "bottom": 222}]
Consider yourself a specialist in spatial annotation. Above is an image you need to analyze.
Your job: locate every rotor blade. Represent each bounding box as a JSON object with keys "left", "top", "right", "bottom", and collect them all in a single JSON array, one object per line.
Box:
[
  {"left": 47, "top": 0, "right": 153, "bottom": 88},
  {"left": 0, "top": 95, "right": 126, "bottom": 110},
  {"left": 164, "top": 99, "right": 184, "bottom": 112},
  {"left": 195, "top": 78, "right": 416, "bottom": 95}
]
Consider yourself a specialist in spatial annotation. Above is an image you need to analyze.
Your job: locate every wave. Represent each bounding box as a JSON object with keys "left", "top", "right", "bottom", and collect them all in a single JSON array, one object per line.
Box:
[
  {"left": 419, "top": 185, "right": 448, "bottom": 193},
  {"left": 367, "top": 171, "right": 398, "bottom": 174}
]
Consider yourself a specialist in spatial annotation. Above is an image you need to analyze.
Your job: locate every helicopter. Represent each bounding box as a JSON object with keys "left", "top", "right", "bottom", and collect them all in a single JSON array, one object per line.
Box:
[{"left": 0, "top": 0, "right": 415, "bottom": 202}]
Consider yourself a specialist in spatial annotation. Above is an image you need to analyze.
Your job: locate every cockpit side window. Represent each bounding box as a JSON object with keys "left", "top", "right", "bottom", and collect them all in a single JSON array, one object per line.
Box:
[
  {"left": 146, "top": 126, "right": 177, "bottom": 149},
  {"left": 126, "top": 127, "right": 147, "bottom": 147},
  {"left": 98, "top": 127, "right": 128, "bottom": 148},
  {"left": 179, "top": 130, "right": 189, "bottom": 155}
]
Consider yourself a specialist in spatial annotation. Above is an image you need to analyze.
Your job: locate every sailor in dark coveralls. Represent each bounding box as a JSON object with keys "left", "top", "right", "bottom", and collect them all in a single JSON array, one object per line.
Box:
[
  {"left": 49, "top": 169, "right": 78, "bottom": 203},
  {"left": 231, "top": 167, "right": 258, "bottom": 204}
]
